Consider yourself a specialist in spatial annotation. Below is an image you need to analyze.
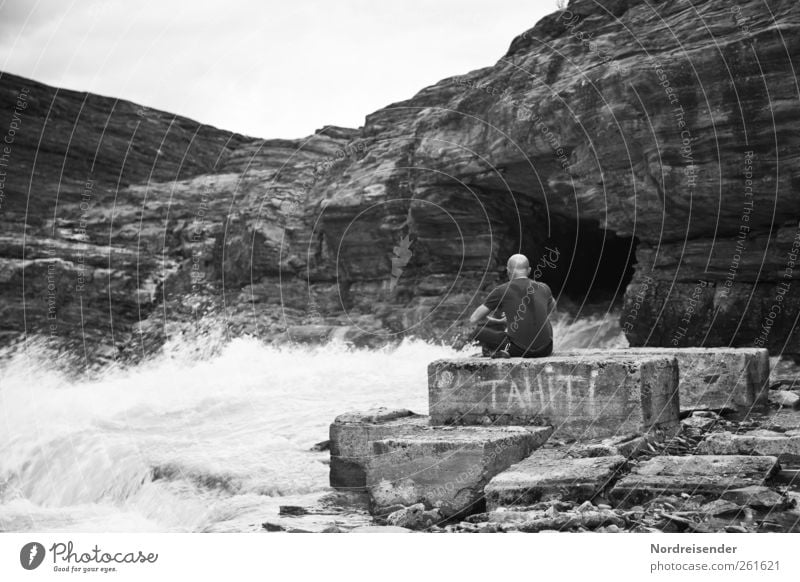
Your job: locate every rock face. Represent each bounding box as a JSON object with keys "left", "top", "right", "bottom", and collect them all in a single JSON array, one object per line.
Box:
[
  {"left": 0, "top": 70, "right": 360, "bottom": 357},
  {"left": 3, "top": 0, "right": 800, "bottom": 359}
]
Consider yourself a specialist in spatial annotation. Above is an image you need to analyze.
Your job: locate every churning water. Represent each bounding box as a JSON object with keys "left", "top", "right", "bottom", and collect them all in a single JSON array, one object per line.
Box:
[{"left": 0, "top": 313, "right": 626, "bottom": 532}]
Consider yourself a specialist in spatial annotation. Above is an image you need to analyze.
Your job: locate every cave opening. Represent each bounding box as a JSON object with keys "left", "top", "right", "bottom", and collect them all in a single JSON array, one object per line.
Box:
[{"left": 519, "top": 214, "right": 639, "bottom": 310}]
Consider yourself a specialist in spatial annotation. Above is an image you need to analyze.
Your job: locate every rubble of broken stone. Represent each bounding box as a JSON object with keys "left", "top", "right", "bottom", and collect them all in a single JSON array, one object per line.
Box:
[
  {"left": 263, "top": 395, "right": 800, "bottom": 533},
  {"left": 261, "top": 359, "right": 800, "bottom": 533},
  {"left": 448, "top": 407, "right": 799, "bottom": 533}
]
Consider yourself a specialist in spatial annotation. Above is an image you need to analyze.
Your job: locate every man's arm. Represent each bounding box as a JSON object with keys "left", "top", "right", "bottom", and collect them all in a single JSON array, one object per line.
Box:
[
  {"left": 469, "top": 304, "right": 491, "bottom": 325},
  {"left": 469, "top": 285, "right": 506, "bottom": 325},
  {"left": 469, "top": 304, "right": 507, "bottom": 325}
]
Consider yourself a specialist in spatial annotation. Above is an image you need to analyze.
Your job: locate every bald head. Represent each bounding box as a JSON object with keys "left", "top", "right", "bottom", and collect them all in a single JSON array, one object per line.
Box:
[{"left": 506, "top": 254, "right": 530, "bottom": 279}]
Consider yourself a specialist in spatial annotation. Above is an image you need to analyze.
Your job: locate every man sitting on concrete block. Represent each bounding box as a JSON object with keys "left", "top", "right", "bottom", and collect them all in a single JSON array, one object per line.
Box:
[{"left": 454, "top": 254, "right": 556, "bottom": 358}]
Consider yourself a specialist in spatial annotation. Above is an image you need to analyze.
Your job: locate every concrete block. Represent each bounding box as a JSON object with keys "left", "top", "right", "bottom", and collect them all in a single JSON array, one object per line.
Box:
[
  {"left": 365, "top": 425, "right": 553, "bottom": 517},
  {"left": 329, "top": 408, "right": 429, "bottom": 490},
  {"left": 698, "top": 429, "right": 800, "bottom": 463},
  {"left": 561, "top": 347, "right": 770, "bottom": 411},
  {"left": 610, "top": 455, "right": 779, "bottom": 505},
  {"left": 764, "top": 410, "right": 800, "bottom": 432},
  {"left": 485, "top": 449, "right": 626, "bottom": 509},
  {"left": 428, "top": 356, "right": 680, "bottom": 440}
]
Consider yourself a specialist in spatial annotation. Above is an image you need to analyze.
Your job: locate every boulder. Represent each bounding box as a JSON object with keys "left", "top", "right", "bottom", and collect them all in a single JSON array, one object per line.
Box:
[
  {"left": 697, "top": 429, "right": 800, "bottom": 463},
  {"left": 682, "top": 415, "right": 717, "bottom": 431},
  {"left": 428, "top": 355, "right": 680, "bottom": 440},
  {"left": 721, "top": 486, "right": 788, "bottom": 510},
  {"left": 385, "top": 504, "right": 441, "bottom": 530},
  {"left": 764, "top": 410, "right": 800, "bottom": 432},
  {"left": 261, "top": 493, "right": 373, "bottom": 533},
  {"left": 700, "top": 499, "right": 742, "bottom": 517},
  {"left": 287, "top": 325, "right": 335, "bottom": 343},
  {"left": 329, "top": 408, "right": 429, "bottom": 490},
  {"left": 560, "top": 348, "right": 770, "bottom": 411},
  {"left": 515, "top": 509, "right": 626, "bottom": 533},
  {"left": 566, "top": 434, "right": 650, "bottom": 459},
  {"left": 365, "top": 425, "right": 553, "bottom": 517},
  {"left": 610, "top": 455, "right": 780, "bottom": 505},
  {"left": 768, "top": 390, "right": 800, "bottom": 409},
  {"left": 485, "top": 449, "right": 626, "bottom": 509},
  {"left": 385, "top": 503, "right": 425, "bottom": 529}
]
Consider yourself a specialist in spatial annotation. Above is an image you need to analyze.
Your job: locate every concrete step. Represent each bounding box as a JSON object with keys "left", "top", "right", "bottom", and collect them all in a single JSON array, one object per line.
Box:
[
  {"left": 560, "top": 347, "right": 769, "bottom": 411},
  {"left": 365, "top": 425, "right": 553, "bottom": 518},
  {"left": 609, "top": 455, "right": 780, "bottom": 506},
  {"left": 485, "top": 448, "right": 627, "bottom": 509},
  {"left": 428, "top": 355, "right": 680, "bottom": 440},
  {"left": 329, "top": 408, "right": 430, "bottom": 490},
  {"left": 698, "top": 429, "right": 800, "bottom": 463}
]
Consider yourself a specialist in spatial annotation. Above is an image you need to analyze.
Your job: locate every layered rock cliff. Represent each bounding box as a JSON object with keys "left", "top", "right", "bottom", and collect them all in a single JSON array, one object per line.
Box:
[{"left": 2, "top": 0, "right": 800, "bottom": 362}]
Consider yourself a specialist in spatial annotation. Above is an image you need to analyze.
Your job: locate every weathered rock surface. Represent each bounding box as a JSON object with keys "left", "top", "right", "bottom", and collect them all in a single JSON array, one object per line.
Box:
[
  {"left": 720, "top": 485, "right": 789, "bottom": 510},
  {"left": 484, "top": 448, "right": 626, "bottom": 509},
  {"left": 698, "top": 429, "right": 800, "bottom": 462},
  {"left": 561, "top": 348, "right": 770, "bottom": 411},
  {"left": 610, "top": 455, "right": 780, "bottom": 505},
  {"left": 428, "top": 356, "right": 680, "bottom": 439},
  {"left": 329, "top": 408, "right": 429, "bottom": 490},
  {"left": 700, "top": 499, "right": 742, "bottom": 517},
  {"left": 4, "top": 0, "right": 800, "bottom": 361},
  {"left": 682, "top": 414, "right": 718, "bottom": 431},
  {"left": 515, "top": 508, "right": 625, "bottom": 533},
  {"left": 365, "top": 425, "right": 553, "bottom": 517},
  {"left": 566, "top": 433, "right": 650, "bottom": 459},
  {"left": 0, "top": 68, "right": 365, "bottom": 358},
  {"left": 763, "top": 410, "right": 800, "bottom": 432},
  {"left": 260, "top": 491, "right": 373, "bottom": 533},
  {"left": 768, "top": 390, "right": 800, "bottom": 409},
  {"left": 385, "top": 503, "right": 441, "bottom": 530}
]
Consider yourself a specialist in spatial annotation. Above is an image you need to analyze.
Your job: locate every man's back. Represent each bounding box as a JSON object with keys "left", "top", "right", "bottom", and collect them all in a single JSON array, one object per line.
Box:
[{"left": 483, "top": 277, "right": 554, "bottom": 353}]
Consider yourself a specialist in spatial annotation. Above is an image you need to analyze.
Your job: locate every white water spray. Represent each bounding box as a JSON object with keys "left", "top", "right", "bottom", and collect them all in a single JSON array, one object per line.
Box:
[{"left": 0, "top": 312, "right": 625, "bottom": 532}]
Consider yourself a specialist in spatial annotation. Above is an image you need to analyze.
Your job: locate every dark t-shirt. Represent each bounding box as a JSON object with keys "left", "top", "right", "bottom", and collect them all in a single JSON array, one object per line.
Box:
[{"left": 483, "top": 278, "right": 554, "bottom": 352}]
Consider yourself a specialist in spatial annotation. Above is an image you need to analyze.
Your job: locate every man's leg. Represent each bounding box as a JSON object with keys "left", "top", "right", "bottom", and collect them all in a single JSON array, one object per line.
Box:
[
  {"left": 472, "top": 323, "right": 510, "bottom": 356},
  {"left": 451, "top": 319, "right": 509, "bottom": 355},
  {"left": 511, "top": 340, "right": 553, "bottom": 358}
]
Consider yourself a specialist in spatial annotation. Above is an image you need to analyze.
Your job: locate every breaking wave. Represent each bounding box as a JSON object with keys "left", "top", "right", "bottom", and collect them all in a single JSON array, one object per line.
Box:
[{"left": 0, "top": 312, "right": 625, "bottom": 532}]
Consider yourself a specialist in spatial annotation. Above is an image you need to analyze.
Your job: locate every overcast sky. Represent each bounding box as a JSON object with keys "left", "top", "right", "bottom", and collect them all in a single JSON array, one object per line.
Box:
[{"left": 0, "top": 0, "right": 559, "bottom": 139}]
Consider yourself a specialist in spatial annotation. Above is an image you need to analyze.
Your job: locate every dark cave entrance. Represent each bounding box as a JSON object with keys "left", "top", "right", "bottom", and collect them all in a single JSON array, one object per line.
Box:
[{"left": 519, "top": 214, "right": 638, "bottom": 310}]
